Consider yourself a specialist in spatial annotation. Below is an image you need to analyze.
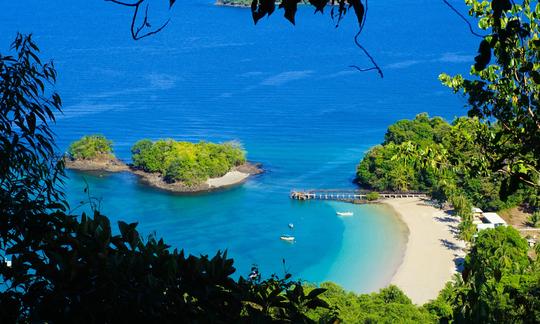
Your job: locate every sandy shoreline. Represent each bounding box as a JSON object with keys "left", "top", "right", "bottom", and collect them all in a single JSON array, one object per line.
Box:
[
  {"left": 206, "top": 170, "right": 249, "bottom": 188},
  {"left": 383, "top": 197, "right": 466, "bottom": 305}
]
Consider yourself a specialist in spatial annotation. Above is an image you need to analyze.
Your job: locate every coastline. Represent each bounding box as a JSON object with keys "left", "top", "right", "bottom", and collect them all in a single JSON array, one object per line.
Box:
[
  {"left": 65, "top": 158, "right": 263, "bottom": 194},
  {"left": 383, "top": 197, "right": 466, "bottom": 305}
]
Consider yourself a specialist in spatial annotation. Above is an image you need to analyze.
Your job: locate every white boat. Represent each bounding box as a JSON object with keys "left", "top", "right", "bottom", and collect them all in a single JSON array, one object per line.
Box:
[
  {"left": 280, "top": 235, "right": 295, "bottom": 242},
  {"left": 336, "top": 211, "right": 353, "bottom": 216}
]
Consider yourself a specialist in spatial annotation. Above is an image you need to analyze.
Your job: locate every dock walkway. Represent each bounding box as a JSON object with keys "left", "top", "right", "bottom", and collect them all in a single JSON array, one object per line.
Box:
[{"left": 290, "top": 189, "right": 428, "bottom": 202}]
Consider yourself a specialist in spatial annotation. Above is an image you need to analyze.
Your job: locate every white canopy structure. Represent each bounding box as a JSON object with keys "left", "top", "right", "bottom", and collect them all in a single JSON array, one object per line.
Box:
[{"left": 482, "top": 212, "right": 507, "bottom": 227}]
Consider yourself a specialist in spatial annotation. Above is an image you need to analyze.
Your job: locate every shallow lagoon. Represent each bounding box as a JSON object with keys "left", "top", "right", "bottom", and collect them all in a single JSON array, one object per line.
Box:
[{"left": 1, "top": 0, "right": 476, "bottom": 292}]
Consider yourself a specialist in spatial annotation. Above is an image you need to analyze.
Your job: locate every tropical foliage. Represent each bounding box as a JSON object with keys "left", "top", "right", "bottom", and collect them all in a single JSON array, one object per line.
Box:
[
  {"left": 426, "top": 226, "right": 540, "bottom": 323},
  {"left": 365, "top": 192, "right": 380, "bottom": 201},
  {"left": 131, "top": 139, "right": 246, "bottom": 186},
  {"left": 357, "top": 114, "right": 448, "bottom": 192},
  {"left": 68, "top": 135, "right": 114, "bottom": 160},
  {"left": 440, "top": 0, "right": 540, "bottom": 192}
]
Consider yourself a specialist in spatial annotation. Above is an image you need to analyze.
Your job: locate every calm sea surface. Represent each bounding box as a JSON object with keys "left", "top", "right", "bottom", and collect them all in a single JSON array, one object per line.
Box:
[{"left": 1, "top": 0, "right": 477, "bottom": 292}]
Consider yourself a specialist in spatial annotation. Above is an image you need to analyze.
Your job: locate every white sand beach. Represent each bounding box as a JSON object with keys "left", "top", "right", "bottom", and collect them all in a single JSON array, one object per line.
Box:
[
  {"left": 206, "top": 170, "right": 250, "bottom": 188},
  {"left": 384, "top": 197, "right": 466, "bottom": 305}
]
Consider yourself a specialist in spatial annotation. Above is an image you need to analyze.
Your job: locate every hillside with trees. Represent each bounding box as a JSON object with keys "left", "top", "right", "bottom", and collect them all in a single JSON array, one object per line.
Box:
[{"left": 356, "top": 113, "right": 537, "bottom": 213}]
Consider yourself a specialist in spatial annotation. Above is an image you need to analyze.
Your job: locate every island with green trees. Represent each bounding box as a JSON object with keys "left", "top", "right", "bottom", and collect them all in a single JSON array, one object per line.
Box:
[
  {"left": 65, "top": 135, "right": 262, "bottom": 193},
  {"left": 65, "top": 135, "right": 130, "bottom": 172}
]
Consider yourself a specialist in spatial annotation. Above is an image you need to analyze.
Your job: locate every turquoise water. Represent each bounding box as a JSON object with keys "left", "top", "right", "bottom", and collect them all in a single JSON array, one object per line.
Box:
[{"left": 1, "top": 0, "right": 476, "bottom": 292}]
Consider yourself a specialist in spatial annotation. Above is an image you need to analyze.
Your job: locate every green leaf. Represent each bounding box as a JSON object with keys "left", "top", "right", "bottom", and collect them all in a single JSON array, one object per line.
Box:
[
  {"left": 474, "top": 39, "right": 491, "bottom": 71},
  {"left": 27, "top": 113, "right": 36, "bottom": 134},
  {"left": 279, "top": 0, "right": 301, "bottom": 25},
  {"left": 492, "top": 0, "right": 512, "bottom": 17},
  {"left": 307, "top": 288, "right": 326, "bottom": 299},
  {"left": 118, "top": 221, "right": 129, "bottom": 239},
  {"left": 308, "top": 0, "right": 329, "bottom": 13},
  {"left": 530, "top": 70, "right": 540, "bottom": 84},
  {"left": 349, "top": 0, "right": 365, "bottom": 27}
]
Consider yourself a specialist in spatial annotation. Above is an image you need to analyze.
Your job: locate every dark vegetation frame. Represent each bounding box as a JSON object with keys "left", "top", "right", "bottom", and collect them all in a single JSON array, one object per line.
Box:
[{"left": 1, "top": 0, "right": 540, "bottom": 322}]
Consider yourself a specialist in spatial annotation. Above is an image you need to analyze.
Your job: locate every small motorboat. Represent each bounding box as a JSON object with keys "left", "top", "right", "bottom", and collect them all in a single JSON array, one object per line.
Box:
[
  {"left": 336, "top": 211, "right": 353, "bottom": 216},
  {"left": 288, "top": 223, "right": 294, "bottom": 229},
  {"left": 280, "top": 235, "right": 295, "bottom": 242}
]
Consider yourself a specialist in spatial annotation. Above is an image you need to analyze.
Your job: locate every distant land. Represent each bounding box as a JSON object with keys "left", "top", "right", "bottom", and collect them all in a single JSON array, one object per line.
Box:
[
  {"left": 215, "top": 0, "right": 314, "bottom": 7},
  {"left": 215, "top": 0, "right": 251, "bottom": 7}
]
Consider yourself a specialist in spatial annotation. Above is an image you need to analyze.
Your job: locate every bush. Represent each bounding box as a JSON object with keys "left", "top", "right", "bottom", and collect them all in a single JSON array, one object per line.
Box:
[
  {"left": 306, "top": 283, "right": 436, "bottom": 323},
  {"left": 450, "top": 194, "right": 472, "bottom": 219},
  {"left": 450, "top": 226, "right": 538, "bottom": 322},
  {"left": 366, "top": 192, "right": 380, "bottom": 201},
  {"left": 424, "top": 282, "right": 455, "bottom": 323},
  {"left": 529, "top": 211, "right": 540, "bottom": 228},
  {"left": 68, "top": 135, "right": 113, "bottom": 160},
  {"left": 164, "top": 157, "right": 207, "bottom": 185}
]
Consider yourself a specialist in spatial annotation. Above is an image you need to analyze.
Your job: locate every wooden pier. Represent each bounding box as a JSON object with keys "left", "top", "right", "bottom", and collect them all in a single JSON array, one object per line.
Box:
[{"left": 290, "top": 189, "right": 428, "bottom": 202}]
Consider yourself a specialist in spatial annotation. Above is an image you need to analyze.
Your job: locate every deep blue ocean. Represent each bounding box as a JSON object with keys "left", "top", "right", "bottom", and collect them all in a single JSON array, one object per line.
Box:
[{"left": 1, "top": 0, "right": 477, "bottom": 292}]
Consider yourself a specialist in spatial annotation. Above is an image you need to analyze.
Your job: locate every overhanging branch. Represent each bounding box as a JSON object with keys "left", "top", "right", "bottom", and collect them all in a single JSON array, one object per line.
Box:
[{"left": 106, "top": 0, "right": 172, "bottom": 40}]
